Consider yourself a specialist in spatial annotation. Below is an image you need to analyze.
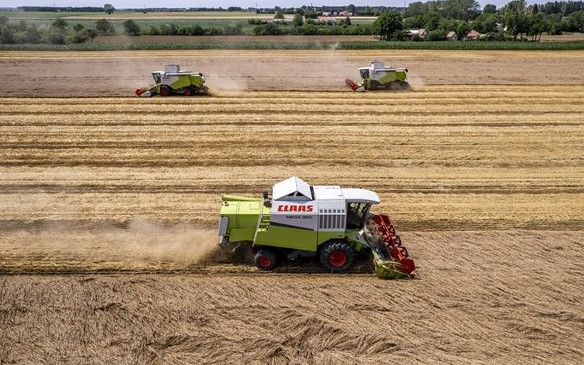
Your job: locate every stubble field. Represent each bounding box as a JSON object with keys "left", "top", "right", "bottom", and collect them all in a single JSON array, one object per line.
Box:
[{"left": 1, "top": 50, "right": 584, "bottom": 364}]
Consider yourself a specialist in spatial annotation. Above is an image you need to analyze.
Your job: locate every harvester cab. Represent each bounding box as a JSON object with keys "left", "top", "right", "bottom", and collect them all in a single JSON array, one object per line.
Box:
[
  {"left": 136, "top": 65, "right": 209, "bottom": 97},
  {"left": 218, "top": 176, "right": 415, "bottom": 279},
  {"left": 347, "top": 61, "right": 410, "bottom": 92}
]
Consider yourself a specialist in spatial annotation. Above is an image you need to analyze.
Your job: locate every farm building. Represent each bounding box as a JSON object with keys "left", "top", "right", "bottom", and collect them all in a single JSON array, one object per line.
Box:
[
  {"left": 407, "top": 28, "right": 427, "bottom": 39},
  {"left": 465, "top": 30, "right": 481, "bottom": 41},
  {"left": 447, "top": 31, "right": 458, "bottom": 41}
]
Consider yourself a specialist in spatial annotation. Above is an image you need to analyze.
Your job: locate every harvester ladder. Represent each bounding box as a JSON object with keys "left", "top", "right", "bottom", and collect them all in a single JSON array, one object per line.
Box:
[{"left": 253, "top": 212, "right": 271, "bottom": 244}]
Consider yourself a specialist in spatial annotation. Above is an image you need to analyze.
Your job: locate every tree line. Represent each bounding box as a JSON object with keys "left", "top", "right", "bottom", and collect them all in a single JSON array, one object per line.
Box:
[
  {"left": 1, "top": 0, "right": 583, "bottom": 45},
  {"left": 377, "top": 0, "right": 584, "bottom": 41}
]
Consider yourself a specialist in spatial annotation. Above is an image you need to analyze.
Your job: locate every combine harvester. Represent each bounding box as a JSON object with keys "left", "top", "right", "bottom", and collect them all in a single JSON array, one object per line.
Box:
[
  {"left": 218, "top": 177, "right": 415, "bottom": 279},
  {"left": 346, "top": 61, "right": 410, "bottom": 92},
  {"left": 135, "top": 65, "right": 208, "bottom": 97}
]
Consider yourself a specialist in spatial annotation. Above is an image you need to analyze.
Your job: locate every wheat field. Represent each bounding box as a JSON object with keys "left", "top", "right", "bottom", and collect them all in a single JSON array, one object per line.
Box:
[
  {"left": 1, "top": 86, "right": 583, "bottom": 231},
  {"left": 1, "top": 51, "right": 584, "bottom": 364}
]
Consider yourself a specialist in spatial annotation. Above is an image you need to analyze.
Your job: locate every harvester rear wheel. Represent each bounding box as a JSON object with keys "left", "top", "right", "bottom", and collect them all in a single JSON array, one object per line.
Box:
[
  {"left": 183, "top": 88, "right": 193, "bottom": 96},
  {"left": 255, "top": 249, "right": 277, "bottom": 271},
  {"left": 159, "top": 86, "right": 171, "bottom": 96},
  {"left": 320, "top": 240, "right": 354, "bottom": 273}
]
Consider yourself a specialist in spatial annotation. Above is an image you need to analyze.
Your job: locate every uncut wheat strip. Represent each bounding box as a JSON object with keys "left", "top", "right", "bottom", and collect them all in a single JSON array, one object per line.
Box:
[
  {"left": 2, "top": 89, "right": 584, "bottom": 104},
  {"left": 2, "top": 127, "right": 581, "bottom": 158},
  {"left": 2, "top": 112, "right": 582, "bottom": 128},
  {"left": 3, "top": 120, "right": 583, "bottom": 136},
  {"left": 3, "top": 139, "right": 581, "bottom": 164},
  {"left": 1, "top": 108, "right": 581, "bottom": 129},
  {"left": 2, "top": 95, "right": 583, "bottom": 113},
  {"left": 2, "top": 133, "right": 581, "bottom": 165},
  {"left": 3, "top": 120, "right": 581, "bottom": 139},
  {"left": 2, "top": 165, "right": 581, "bottom": 186}
]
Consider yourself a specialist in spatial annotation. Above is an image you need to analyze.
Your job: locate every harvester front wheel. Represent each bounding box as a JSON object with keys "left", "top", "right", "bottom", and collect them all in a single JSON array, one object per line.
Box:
[
  {"left": 320, "top": 240, "right": 354, "bottom": 273},
  {"left": 159, "top": 86, "right": 171, "bottom": 96},
  {"left": 254, "top": 249, "right": 277, "bottom": 271}
]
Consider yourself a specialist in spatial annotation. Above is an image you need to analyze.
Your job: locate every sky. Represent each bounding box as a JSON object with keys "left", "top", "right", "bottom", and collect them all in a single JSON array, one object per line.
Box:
[{"left": 1, "top": 0, "right": 537, "bottom": 11}]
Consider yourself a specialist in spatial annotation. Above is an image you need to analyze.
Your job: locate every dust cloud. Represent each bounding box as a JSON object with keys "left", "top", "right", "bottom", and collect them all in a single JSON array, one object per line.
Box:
[
  {"left": 202, "top": 58, "right": 248, "bottom": 94},
  {"left": 97, "top": 219, "right": 219, "bottom": 265},
  {"left": 1, "top": 219, "right": 222, "bottom": 272}
]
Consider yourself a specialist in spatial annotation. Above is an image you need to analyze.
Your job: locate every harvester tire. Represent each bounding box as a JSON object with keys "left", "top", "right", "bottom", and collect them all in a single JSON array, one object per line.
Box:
[
  {"left": 183, "top": 88, "right": 193, "bottom": 96},
  {"left": 255, "top": 249, "right": 277, "bottom": 271},
  {"left": 159, "top": 86, "right": 171, "bottom": 96},
  {"left": 320, "top": 240, "right": 354, "bottom": 273}
]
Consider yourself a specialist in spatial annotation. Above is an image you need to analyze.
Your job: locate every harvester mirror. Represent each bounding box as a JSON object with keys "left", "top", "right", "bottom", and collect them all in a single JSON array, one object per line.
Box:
[{"left": 262, "top": 189, "right": 272, "bottom": 207}]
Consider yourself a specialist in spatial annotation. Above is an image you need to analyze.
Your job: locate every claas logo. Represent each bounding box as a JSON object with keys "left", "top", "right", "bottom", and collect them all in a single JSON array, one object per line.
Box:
[{"left": 277, "top": 205, "right": 314, "bottom": 212}]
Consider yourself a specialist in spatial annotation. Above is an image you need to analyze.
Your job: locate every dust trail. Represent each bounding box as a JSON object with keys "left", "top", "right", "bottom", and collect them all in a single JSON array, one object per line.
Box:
[
  {"left": 97, "top": 219, "right": 219, "bottom": 265},
  {"left": 406, "top": 72, "right": 426, "bottom": 90},
  {"left": 203, "top": 58, "right": 248, "bottom": 94},
  {"left": 1, "top": 219, "right": 222, "bottom": 272},
  {"left": 321, "top": 44, "right": 361, "bottom": 90}
]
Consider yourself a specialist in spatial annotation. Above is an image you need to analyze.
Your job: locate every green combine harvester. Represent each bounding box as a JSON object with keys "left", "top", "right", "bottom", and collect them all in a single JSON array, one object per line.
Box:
[
  {"left": 346, "top": 61, "right": 410, "bottom": 91},
  {"left": 135, "top": 65, "right": 208, "bottom": 97},
  {"left": 218, "top": 177, "right": 415, "bottom": 279}
]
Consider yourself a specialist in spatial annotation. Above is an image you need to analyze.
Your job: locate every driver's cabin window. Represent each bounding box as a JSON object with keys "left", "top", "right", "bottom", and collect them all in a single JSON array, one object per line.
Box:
[{"left": 347, "top": 202, "right": 366, "bottom": 229}]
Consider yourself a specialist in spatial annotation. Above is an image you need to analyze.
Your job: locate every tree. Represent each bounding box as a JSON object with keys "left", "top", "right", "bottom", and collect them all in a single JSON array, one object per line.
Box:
[
  {"left": 348, "top": 4, "right": 356, "bottom": 15},
  {"left": 24, "top": 24, "right": 42, "bottom": 43},
  {"left": 501, "top": 0, "right": 529, "bottom": 40},
  {"left": 405, "top": 2, "right": 428, "bottom": 18},
  {"left": 442, "top": 0, "right": 481, "bottom": 21},
  {"left": 566, "top": 10, "right": 584, "bottom": 32},
  {"left": 474, "top": 13, "right": 499, "bottom": 33},
  {"left": 51, "top": 18, "right": 68, "bottom": 30},
  {"left": 123, "top": 19, "right": 141, "bottom": 35},
  {"left": 253, "top": 23, "right": 283, "bottom": 35},
  {"left": 274, "top": 11, "right": 285, "bottom": 20},
  {"left": 292, "top": 13, "right": 304, "bottom": 27},
  {"left": 304, "top": 10, "right": 319, "bottom": 19},
  {"left": 424, "top": 10, "right": 441, "bottom": 30},
  {"left": 527, "top": 10, "right": 547, "bottom": 40},
  {"left": 104, "top": 4, "right": 115, "bottom": 15},
  {"left": 456, "top": 21, "right": 472, "bottom": 36},
  {"left": 344, "top": 16, "right": 352, "bottom": 26},
  {"left": 483, "top": 4, "right": 497, "bottom": 14},
  {"left": 373, "top": 9, "right": 403, "bottom": 40},
  {"left": 95, "top": 18, "right": 115, "bottom": 35},
  {"left": 404, "top": 15, "right": 424, "bottom": 29}
]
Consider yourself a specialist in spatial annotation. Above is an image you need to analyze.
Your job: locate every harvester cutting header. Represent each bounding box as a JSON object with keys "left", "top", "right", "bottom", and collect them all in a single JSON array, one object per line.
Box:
[
  {"left": 346, "top": 61, "right": 410, "bottom": 91},
  {"left": 218, "top": 176, "right": 415, "bottom": 279},
  {"left": 136, "top": 65, "right": 208, "bottom": 97}
]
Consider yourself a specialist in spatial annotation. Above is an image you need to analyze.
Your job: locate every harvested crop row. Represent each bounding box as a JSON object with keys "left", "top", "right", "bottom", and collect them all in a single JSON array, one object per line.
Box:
[{"left": 0, "top": 86, "right": 582, "bottom": 231}]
